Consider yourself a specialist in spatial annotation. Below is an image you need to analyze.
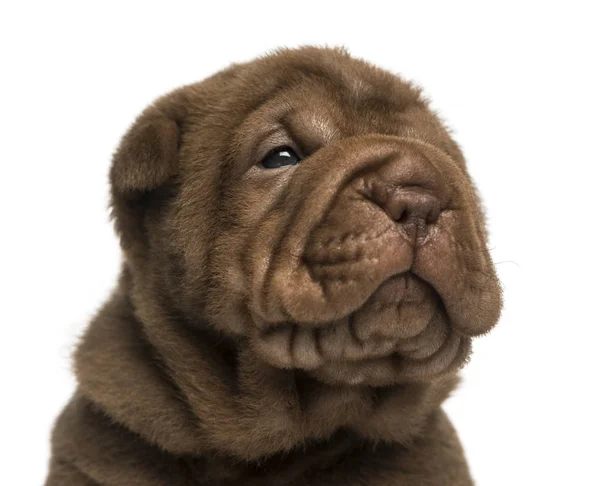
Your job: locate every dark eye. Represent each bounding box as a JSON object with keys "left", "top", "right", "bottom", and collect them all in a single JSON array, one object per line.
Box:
[{"left": 260, "top": 146, "right": 301, "bottom": 169}]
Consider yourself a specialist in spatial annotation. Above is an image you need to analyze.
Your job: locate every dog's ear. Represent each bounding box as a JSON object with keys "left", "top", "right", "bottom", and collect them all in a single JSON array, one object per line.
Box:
[
  {"left": 109, "top": 92, "right": 188, "bottom": 258},
  {"left": 110, "top": 110, "right": 180, "bottom": 193}
]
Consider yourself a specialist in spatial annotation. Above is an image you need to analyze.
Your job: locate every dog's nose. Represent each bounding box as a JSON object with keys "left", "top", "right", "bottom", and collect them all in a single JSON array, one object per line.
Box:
[{"left": 368, "top": 180, "right": 441, "bottom": 238}]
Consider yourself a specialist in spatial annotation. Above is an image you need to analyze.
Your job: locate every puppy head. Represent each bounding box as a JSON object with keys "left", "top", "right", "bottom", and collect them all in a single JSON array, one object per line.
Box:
[{"left": 110, "top": 47, "right": 502, "bottom": 386}]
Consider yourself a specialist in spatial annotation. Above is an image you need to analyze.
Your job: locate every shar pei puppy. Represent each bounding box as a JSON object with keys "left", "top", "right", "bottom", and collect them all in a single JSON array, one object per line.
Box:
[{"left": 46, "top": 47, "right": 502, "bottom": 485}]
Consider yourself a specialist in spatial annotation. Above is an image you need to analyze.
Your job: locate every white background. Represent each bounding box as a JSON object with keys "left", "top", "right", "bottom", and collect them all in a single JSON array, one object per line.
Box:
[{"left": 1, "top": 2, "right": 599, "bottom": 485}]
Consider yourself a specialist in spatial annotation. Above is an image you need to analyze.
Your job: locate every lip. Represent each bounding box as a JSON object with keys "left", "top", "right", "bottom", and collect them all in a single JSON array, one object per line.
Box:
[
  {"left": 309, "top": 333, "right": 471, "bottom": 386},
  {"left": 351, "top": 273, "right": 441, "bottom": 341},
  {"left": 247, "top": 273, "right": 456, "bottom": 376}
]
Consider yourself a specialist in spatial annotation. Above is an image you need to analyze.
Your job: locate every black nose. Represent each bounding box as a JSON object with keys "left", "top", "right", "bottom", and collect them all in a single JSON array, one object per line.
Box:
[{"left": 368, "top": 182, "right": 441, "bottom": 239}]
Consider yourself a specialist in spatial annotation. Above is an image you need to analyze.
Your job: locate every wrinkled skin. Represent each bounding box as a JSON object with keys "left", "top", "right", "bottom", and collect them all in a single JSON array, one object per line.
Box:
[
  {"left": 220, "top": 135, "right": 498, "bottom": 386},
  {"left": 46, "top": 47, "right": 502, "bottom": 485}
]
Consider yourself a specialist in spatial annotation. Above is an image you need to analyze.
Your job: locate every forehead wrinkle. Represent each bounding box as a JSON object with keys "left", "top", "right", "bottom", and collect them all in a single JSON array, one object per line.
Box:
[
  {"left": 281, "top": 106, "right": 341, "bottom": 155},
  {"left": 309, "top": 112, "right": 340, "bottom": 142},
  {"left": 226, "top": 94, "right": 295, "bottom": 167}
]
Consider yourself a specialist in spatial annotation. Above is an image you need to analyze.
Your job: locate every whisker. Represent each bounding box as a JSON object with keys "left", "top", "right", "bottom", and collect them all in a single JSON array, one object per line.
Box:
[{"left": 493, "top": 260, "right": 521, "bottom": 269}]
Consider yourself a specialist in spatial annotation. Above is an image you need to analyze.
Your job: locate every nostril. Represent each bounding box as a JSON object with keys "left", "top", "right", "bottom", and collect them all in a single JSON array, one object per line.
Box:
[
  {"left": 374, "top": 186, "right": 441, "bottom": 226},
  {"left": 362, "top": 176, "right": 443, "bottom": 229},
  {"left": 425, "top": 203, "right": 441, "bottom": 224},
  {"left": 386, "top": 197, "right": 408, "bottom": 222},
  {"left": 397, "top": 208, "right": 409, "bottom": 223}
]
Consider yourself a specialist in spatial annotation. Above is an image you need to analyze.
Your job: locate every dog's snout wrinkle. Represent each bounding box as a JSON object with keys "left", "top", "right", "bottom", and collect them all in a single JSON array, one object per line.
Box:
[{"left": 248, "top": 138, "right": 500, "bottom": 382}]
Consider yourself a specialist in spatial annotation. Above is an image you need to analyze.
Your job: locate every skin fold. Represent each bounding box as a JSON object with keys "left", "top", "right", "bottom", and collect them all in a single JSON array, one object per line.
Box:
[{"left": 46, "top": 46, "right": 502, "bottom": 485}]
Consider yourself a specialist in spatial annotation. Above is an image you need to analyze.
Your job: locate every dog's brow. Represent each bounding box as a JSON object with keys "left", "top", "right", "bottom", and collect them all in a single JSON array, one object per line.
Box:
[
  {"left": 308, "top": 113, "right": 339, "bottom": 142},
  {"left": 282, "top": 111, "right": 339, "bottom": 155}
]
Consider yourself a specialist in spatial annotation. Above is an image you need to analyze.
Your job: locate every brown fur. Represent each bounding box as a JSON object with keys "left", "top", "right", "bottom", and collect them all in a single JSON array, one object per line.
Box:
[{"left": 46, "top": 46, "right": 502, "bottom": 485}]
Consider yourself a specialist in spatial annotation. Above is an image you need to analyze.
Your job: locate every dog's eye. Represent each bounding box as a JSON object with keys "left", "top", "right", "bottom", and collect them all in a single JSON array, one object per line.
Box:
[{"left": 261, "top": 146, "right": 301, "bottom": 169}]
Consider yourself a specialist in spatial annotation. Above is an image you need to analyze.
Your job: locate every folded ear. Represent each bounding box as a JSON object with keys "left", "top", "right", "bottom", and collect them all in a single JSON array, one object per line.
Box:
[
  {"left": 109, "top": 92, "right": 188, "bottom": 258},
  {"left": 110, "top": 111, "right": 180, "bottom": 193}
]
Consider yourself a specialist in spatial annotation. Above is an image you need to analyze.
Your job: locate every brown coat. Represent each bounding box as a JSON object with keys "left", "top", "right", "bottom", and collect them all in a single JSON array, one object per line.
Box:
[{"left": 46, "top": 46, "right": 502, "bottom": 485}]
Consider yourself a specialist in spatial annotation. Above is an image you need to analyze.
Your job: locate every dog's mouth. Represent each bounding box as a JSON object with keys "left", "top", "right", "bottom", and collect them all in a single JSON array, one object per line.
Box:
[{"left": 248, "top": 272, "right": 471, "bottom": 386}]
